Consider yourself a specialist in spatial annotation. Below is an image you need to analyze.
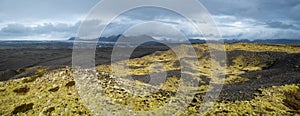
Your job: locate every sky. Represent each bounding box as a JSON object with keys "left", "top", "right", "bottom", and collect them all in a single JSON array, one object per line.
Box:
[{"left": 0, "top": 0, "right": 299, "bottom": 40}]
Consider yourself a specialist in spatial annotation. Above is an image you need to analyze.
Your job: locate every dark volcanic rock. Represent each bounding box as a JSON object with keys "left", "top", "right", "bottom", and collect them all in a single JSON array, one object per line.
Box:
[
  {"left": 12, "top": 103, "right": 34, "bottom": 114},
  {"left": 219, "top": 52, "right": 300, "bottom": 101},
  {"left": 0, "top": 46, "right": 171, "bottom": 74},
  {"left": 13, "top": 86, "right": 30, "bottom": 94},
  {"left": 0, "top": 69, "right": 18, "bottom": 81}
]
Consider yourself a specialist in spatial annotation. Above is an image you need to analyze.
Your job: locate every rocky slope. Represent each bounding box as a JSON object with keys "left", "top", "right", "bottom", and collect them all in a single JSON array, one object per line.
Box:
[{"left": 0, "top": 43, "right": 300, "bottom": 115}]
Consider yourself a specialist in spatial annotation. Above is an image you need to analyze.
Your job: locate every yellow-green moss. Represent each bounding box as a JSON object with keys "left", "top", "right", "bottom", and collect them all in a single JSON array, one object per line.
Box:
[{"left": 1, "top": 43, "right": 300, "bottom": 115}]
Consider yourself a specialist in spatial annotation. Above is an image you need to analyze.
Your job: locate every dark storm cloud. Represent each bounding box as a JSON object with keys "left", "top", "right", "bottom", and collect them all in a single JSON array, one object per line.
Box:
[
  {"left": 200, "top": 0, "right": 300, "bottom": 21},
  {"left": 198, "top": 0, "right": 300, "bottom": 39},
  {"left": 0, "top": 0, "right": 100, "bottom": 20},
  {"left": 289, "top": 4, "right": 300, "bottom": 20},
  {"left": 266, "top": 21, "right": 299, "bottom": 30}
]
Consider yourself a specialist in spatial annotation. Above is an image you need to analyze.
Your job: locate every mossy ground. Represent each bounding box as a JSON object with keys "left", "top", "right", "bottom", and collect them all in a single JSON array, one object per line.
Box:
[
  {"left": 0, "top": 43, "right": 299, "bottom": 115},
  {"left": 0, "top": 67, "right": 92, "bottom": 115}
]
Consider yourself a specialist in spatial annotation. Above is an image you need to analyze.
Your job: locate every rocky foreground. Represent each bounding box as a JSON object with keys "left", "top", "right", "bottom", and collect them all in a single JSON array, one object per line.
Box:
[{"left": 0, "top": 43, "right": 300, "bottom": 115}]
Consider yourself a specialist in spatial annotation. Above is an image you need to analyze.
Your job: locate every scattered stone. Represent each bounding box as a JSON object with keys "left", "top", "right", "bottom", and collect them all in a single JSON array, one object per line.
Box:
[
  {"left": 43, "top": 107, "right": 55, "bottom": 114},
  {"left": 65, "top": 81, "right": 75, "bottom": 87},
  {"left": 0, "top": 88, "right": 6, "bottom": 92},
  {"left": 173, "top": 60, "right": 181, "bottom": 68},
  {"left": 12, "top": 103, "right": 34, "bottom": 114},
  {"left": 128, "top": 66, "right": 146, "bottom": 69},
  {"left": 13, "top": 86, "right": 30, "bottom": 94},
  {"left": 283, "top": 88, "right": 300, "bottom": 111},
  {"left": 48, "top": 86, "right": 59, "bottom": 92}
]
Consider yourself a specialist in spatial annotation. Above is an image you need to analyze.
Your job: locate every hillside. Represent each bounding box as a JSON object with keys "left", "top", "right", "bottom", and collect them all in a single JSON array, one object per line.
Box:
[{"left": 0, "top": 43, "right": 300, "bottom": 115}]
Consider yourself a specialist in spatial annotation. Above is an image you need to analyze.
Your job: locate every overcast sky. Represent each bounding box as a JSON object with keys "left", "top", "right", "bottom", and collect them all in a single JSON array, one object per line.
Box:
[{"left": 0, "top": 0, "right": 299, "bottom": 40}]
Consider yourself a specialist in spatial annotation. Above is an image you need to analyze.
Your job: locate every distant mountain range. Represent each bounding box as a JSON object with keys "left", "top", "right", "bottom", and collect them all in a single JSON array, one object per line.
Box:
[
  {"left": 69, "top": 34, "right": 168, "bottom": 43},
  {"left": 68, "top": 35, "right": 300, "bottom": 44},
  {"left": 223, "top": 39, "right": 300, "bottom": 44}
]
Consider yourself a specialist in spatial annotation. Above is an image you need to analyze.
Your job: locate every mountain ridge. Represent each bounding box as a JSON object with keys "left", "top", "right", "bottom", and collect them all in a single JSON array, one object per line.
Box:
[{"left": 68, "top": 35, "right": 300, "bottom": 44}]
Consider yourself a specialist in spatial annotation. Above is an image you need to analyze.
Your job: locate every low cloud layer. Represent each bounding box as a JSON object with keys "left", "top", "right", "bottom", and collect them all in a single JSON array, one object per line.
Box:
[{"left": 0, "top": 23, "right": 80, "bottom": 40}]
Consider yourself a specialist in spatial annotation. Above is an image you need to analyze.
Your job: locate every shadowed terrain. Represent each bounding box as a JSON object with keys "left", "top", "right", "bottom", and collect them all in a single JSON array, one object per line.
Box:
[{"left": 0, "top": 46, "right": 170, "bottom": 81}]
